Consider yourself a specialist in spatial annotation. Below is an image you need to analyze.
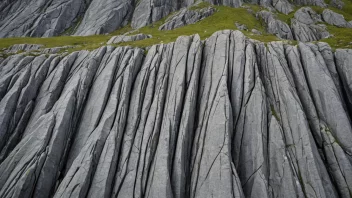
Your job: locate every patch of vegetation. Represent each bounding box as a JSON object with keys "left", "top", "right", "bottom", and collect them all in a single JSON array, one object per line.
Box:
[
  {"left": 120, "top": 5, "right": 278, "bottom": 48},
  {"left": 0, "top": 5, "right": 278, "bottom": 52},
  {"left": 321, "top": 25, "right": 352, "bottom": 48},
  {"left": 271, "top": 105, "right": 281, "bottom": 121},
  {"left": 188, "top": 2, "right": 212, "bottom": 10},
  {"left": 0, "top": 3, "right": 351, "bottom": 53},
  {"left": 276, "top": 9, "right": 297, "bottom": 24}
]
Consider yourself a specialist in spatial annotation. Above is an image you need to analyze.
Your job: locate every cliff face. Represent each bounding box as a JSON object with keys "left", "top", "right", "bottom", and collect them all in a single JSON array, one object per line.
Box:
[
  {"left": 0, "top": 30, "right": 352, "bottom": 198},
  {"left": 0, "top": 0, "right": 335, "bottom": 38}
]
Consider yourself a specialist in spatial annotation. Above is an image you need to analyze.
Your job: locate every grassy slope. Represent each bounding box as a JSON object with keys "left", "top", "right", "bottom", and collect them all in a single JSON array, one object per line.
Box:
[
  {"left": 0, "top": 3, "right": 277, "bottom": 53},
  {"left": 311, "top": 0, "right": 352, "bottom": 49},
  {"left": 0, "top": 2, "right": 351, "bottom": 53}
]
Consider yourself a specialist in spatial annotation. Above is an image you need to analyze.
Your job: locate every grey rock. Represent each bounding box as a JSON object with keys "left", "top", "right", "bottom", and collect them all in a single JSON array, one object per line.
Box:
[
  {"left": 251, "top": 28, "right": 262, "bottom": 34},
  {"left": 5, "top": 44, "right": 43, "bottom": 54},
  {"left": 329, "top": 0, "right": 344, "bottom": 9},
  {"left": 294, "top": 7, "right": 322, "bottom": 25},
  {"left": 322, "top": 9, "right": 352, "bottom": 28},
  {"left": 256, "top": 41, "right": 336, "bottom": 198},
  {"left": 131, "top": 0, "right": 179, "bottom": 29},
  {"left": 190, "top": 30, "right": 244, "bottom": 198},
  {"left": 235, "top": 22, "right": 248, "bottom": 30},
  {"left": 257, "top": 10, "right": 276, "bottom": 24},
  {"left": 54, "top": 47, "right": 143, "bottom": 198},
  {"left": 0, "top": 0, "right": 87, "bottom": 38},
  {"left": 74, "top": 0, "right": 133, "bottom": 36},
  {"left": 268, "top": 19, "right": 294, "bottom": 39},
  {"left": 1, "top": 30, "right": 352, "bottom": 198},
  {"left": 336, "top": 49, "right": 352, "bottom": 110},
  {"left": 291, "top": 0, "right": 326, "bottom": 7},
  {"left": 206, "top": 0, "right": 242, "bottom": 7},
  {"left": 233, "top": 42, "right": 268, "bottom": 197},
  {"left": 107, "top": 34, "right": 152, "bottom": 45},
  {"left": 159, "top": 7, "right": 216, "bottom": 31},
  {"left": 257, "top": 11, "right": 294, "bottom": 40},
  {"left": 291, "top": 19, "right": 330, "bottom": 41},
  {"left": 272, "top": 0, "right": 294, "bottom": 14}
]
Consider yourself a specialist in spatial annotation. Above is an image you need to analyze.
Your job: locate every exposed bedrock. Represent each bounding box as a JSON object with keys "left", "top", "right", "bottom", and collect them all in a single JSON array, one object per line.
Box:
[
  {"left": 159, "top": 7, "right": 216, "bottom": 31},
  {"left": 1, "top": 30, "right": 352, "bottom": 198},
  {"left": 0, "top": 0, "right": 336, "bottom": 37}
]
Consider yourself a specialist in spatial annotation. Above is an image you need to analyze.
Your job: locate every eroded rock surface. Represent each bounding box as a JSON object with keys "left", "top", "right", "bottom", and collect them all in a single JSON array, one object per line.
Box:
[
  {"left": 1, "top": 30, "right": 352, "bottom": 198},
  {"left": 322, "top": 9, "right": 352, "bottom": 28},
  {"left": 257, "top": 10, "right": 294, "bottom": 40},
  {"left": 159, "top": 7, "right": 216, "bottom": 31},
  {"left": 291, "top": 7, "right": 330, "bottom": 41},
  {"left": 107, "top": 34, "right": 152, "bottom": 44}
]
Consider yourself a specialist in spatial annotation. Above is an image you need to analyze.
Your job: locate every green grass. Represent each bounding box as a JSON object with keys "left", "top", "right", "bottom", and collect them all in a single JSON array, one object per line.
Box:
[
  {"left": 321, "top": 25, "right": 352, "bottom": 48},
  {"left": 119, "top": 5, "right": 278, "bottom": 48},
  {"left": 0, "top": 3, "right": 351, "bottom": 53},
  {"left": 276, "top": 9, "right": 297, "bottom": 24},
  {"left": 0, "top": 4, "right": 278, "bottom": 52},
  {"left": 188, "top": 2, "right": 212, "bottom": 10}
]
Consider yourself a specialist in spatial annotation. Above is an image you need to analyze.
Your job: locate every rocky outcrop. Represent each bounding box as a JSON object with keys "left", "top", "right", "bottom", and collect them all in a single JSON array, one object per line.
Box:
[
  {"left": 272, "top": 0, "right": 294, "bottom": 14},
  {"left": 258, "top": 8, "right": 337, "bottom": 42},
  {"left": 291, "top": 7, "right": 330, "bottom": 41},
  {"left": 74, "top": 0, "right": 134, "bottom": 36},
  {"left": 4, "top": 44, "right": 43, "bottom": 54},
  {"left": 0, "top": 0, "right": 335, "bottom": 38},
  {"left": 1, "top": 30, "right": 352, "bottom": 198},
  {"left": 257, "top": 10, "right": 294, "bottom": 40},
  {"left": 0, "top": 0, "right": 88, "bottom": 38},
  {"left": 131, "top": 0, "right": 180, "bottom": 29},
  {"left": 159, "top": 7, "right": 216, "bottom": 31},
  {"left": 291, "top": 19, "right": 330, "bottom": 41},
  {"left": 291, "top": 0, "right": 326, "bottom": 7},
  {"left": 322, "top": 9, "right": 352, "bottom": 28},
  {"left": 4, "top": 44, "right": 72, "bottom": 55},
  {"left": 107, "top": 34, "right": 152, "bottom": 44}
]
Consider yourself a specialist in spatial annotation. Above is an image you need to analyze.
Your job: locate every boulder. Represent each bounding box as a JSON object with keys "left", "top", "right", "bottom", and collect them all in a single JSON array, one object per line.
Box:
[{"left": 322, "top": 9, "right": 352, "bottom": 28}]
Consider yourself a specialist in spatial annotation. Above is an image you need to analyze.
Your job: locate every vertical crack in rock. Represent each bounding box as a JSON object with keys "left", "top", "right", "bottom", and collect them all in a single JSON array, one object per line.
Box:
[
  {"left": 190, "top": 30, "right": 244, "bottom": 198},
  {"left": 233, "top": 42, "right": 269, "bottom": 198},
  {"left": 256, "top": 41, "right": 335, "bottom": 198},
  {"left": 56, "top": 46, "right": 144, "bottom": 198},
  {"left": 1, "top": 30, "right": 352, "bottom": 198},
  {"left": 74, "top": 0, "right": 134, "bottom": 36}
]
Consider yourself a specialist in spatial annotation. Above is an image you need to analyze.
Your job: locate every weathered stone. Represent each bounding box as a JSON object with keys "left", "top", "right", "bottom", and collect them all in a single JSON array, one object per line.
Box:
[
  {"left": 74, "top": 0, "right": 134, "bottom": 36},
  {"left": 159, "top": 7, "right": 216, "bottom": 31},
  {"left": 272, "top": 0, "right": 294, "bottom": 14},
  {"left": 257, "top": 11, "right": 294, "bottom": 40},
  {"left": 322, "top": 9, "right": 352, "bottom": 28},
  {"left": 291, "top": 19, "right": 330, "bottom": 41},
  {"left": 235, "top": 22, "right": 248, "bottom": 30},
  {"left": 107, "top": 34, "right": 152, "bottom": 45},
  {"left": 1, "top": 30, "right": 352, "bottom": 198},
  {"left": 251, "top": 28, "right": 262, "bottom": 34},
  {"left": 5, "top": 44, "right": 43, "bottom": 54},
  {"left": 294, "top": 7, "right": 322, "bottom": 25}
]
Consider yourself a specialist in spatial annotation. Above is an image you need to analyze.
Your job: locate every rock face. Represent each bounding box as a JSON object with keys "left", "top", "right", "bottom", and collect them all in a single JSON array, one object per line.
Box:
[
  {"left": 257, "top": 11, "right": 294, "bottom": 40},
  {"left": 74, "top": 0, "right": 134, "bottom": 36},
  {"left": 322, "top": 9, "right": 352, "bottom": 28},
  {"left": 0, "top": 0, "right": 88, "bottom": 38},
  {"left": 291, "top": 7, "right": 330, "bottom": 41},
  {"left": 257, "top": 8, "right": 331, "bottom": 42},
  {"left": 1, "top": 30, "right": 352, "bottom": 198},
  {"left": 0, "top": 0, "right": 339, "bottom": 38},
  {"left": 107, "top": 34, "right": 152, "bottom": 44},
  {"left": 4, "top": 44, "right": 44, "bottom": 54},
  {"left": 159, "top": 7, "right": 216, "bottom": 31}
]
